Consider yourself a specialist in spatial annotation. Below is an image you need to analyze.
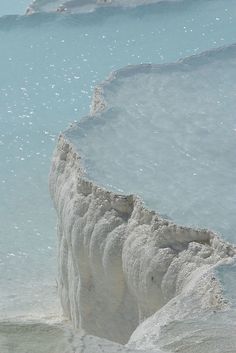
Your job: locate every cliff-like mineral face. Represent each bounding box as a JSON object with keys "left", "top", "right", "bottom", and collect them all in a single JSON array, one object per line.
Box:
[
  {"left": 49, "top": 45, "right": 236, "bottom": 350},
  {"left": 49, "top": 135, "right": 234, "bottom": 345}
]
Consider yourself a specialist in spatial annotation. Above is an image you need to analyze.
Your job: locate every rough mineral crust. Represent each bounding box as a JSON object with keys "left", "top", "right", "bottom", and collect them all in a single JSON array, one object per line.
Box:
[{"left": 49, "top": 46, "right": 236, "bottom": 352}]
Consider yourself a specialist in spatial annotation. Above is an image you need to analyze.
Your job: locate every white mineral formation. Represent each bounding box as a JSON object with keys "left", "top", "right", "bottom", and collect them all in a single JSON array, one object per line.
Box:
[
  {"left": 49, "top": 45, "right": 236, "bottom": 351},
  {"left": 50, "top": 135, "right": 234, "bottom": 346},
  {"left": 0, "top": 320, "right": 163, "bottom": 353},
  {"left": 26, "top": 0, "right": 178, "bottom": 14}
]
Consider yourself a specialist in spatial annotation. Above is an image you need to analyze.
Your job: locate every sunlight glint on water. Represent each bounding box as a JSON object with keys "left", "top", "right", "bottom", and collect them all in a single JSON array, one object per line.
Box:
[{"left": 0, "top": 0, "right": 236, "bottom": 318}]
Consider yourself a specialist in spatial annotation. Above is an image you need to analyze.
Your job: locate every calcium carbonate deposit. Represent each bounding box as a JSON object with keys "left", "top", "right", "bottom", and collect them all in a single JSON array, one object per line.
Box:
[
  {"left": 26, "top": 0, "right": 185, "bottom": 15},
  {"left": 1, "top": 0, "right": 236, "bottom": 352},
  {"left": 50, "top": 45, "right": 236, "bottom": 352}
]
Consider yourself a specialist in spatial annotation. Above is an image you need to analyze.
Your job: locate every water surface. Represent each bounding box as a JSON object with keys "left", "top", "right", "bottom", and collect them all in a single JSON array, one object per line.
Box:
[{"left": 1, "top": 0, "right": 236, "bottom": 319}]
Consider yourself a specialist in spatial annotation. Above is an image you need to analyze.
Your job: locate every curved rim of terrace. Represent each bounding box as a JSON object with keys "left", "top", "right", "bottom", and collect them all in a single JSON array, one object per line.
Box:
[{"left": 60, "top": 43, "right": 236, "bottom": 247}]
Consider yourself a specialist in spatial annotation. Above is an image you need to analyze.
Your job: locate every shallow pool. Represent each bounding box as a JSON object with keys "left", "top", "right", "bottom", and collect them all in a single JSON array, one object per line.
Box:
[{"left": 0, "top": 0, "right": 236, "bottom": 344}]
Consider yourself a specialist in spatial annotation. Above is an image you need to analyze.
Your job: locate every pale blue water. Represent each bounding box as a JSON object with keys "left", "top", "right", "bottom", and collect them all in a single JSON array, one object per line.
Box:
[
  {"left": 0, "top": 0, "right": 236, "bottom": 321},
  {"left": 67, "top": 44, "right": 236, "bottom": 242},
  {"left": 0, "top": 1, "right": 29, "bottom": 16}
]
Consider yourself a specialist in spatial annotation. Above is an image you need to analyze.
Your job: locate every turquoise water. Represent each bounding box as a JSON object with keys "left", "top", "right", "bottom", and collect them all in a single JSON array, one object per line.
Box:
[{"left": 1, "top": 0, "right": 236, "bottom": 320}]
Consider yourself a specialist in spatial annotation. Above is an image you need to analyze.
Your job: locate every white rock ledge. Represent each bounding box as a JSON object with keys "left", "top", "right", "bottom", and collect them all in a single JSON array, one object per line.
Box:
[
  {"left": 49, "top": 132, "right": 235, "bottom": 345},
  {"left": 49, "top": 46, "right": 236, "bottom": 349}
]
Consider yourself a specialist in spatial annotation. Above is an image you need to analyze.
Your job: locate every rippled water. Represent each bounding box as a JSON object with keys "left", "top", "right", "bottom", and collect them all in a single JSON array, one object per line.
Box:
[{"left": 0, "top": 0, "right": 236, "bottom": 335}]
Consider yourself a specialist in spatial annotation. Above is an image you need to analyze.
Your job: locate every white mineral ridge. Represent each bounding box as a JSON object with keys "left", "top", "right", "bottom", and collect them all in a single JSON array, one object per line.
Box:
[
  {"left": 49, "top": 45, "right": 236, "bottom": 352},
  {"left": 26, "top": 0, "right": 182, "bottom": 14}
]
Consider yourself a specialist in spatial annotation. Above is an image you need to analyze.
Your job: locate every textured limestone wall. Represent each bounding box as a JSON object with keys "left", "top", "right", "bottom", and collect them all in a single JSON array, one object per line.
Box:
[{"left": 49, "top": 134, "right": 234, "bottom": 344}]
